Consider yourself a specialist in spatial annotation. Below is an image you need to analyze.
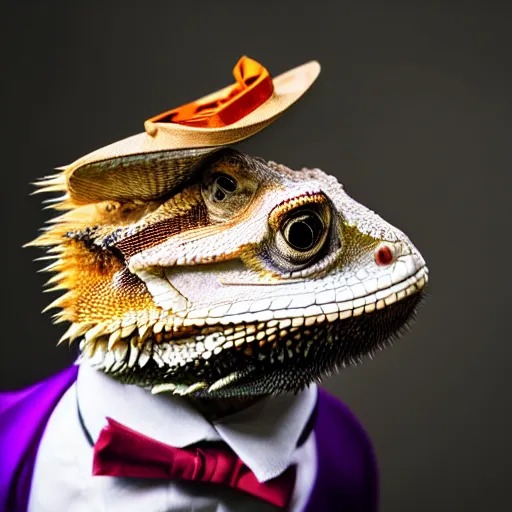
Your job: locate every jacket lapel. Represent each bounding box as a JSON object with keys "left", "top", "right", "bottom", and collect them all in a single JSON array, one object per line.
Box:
[
  {"left": 0, "top": 366, "right": 78, "bottom": 512},
  {"left": 304, "top": 388, "right": 379, "bottom": 511}
]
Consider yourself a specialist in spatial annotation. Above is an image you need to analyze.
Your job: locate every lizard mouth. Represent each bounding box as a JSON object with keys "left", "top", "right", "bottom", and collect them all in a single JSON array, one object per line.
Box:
[{"left": 81, "top": 265, "right": 428, "bottom": 397}]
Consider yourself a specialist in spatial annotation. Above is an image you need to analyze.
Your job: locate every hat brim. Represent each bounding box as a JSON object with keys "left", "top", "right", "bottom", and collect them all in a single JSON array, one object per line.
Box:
[{"left": 64, "top": 60, "right": 320, "bottom": 203}]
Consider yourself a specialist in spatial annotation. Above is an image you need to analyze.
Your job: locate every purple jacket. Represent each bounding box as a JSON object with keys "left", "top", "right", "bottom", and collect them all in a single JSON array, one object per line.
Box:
[{"left": 0, "top": 366, "right": 378, "bottom": 511}]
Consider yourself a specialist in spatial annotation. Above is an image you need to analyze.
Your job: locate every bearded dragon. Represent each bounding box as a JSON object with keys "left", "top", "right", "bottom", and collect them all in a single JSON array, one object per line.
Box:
[{"left": 29, "top": 147, "right": 428, "bottom": 399}]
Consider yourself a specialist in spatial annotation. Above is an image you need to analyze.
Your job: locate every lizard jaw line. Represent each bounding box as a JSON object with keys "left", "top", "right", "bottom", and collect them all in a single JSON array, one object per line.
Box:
[
  {"left": 179, "top": 263, "right": 429, "bottom": 326},
  {"left": 78, "top": 264, "right": 428, "bottom": 384}
]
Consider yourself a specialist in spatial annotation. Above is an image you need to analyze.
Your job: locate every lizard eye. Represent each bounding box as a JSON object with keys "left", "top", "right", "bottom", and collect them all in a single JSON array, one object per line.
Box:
[
  {"left": 209, "top": 173, "right": 238, "bottom": 202},
  {"left": 201, "top": 165, "right": 258, "bottom": 222},
  {"left": 272, "top": 204, "right": 331, "bottom": 268},
  {"left": 282, "top": 211, "right": 324, "bottom": 251}
]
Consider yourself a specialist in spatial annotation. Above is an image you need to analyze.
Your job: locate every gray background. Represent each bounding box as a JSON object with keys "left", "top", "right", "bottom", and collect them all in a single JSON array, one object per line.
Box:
[{"left": 1, "top": 2, "right": 510, "bottom": 510}]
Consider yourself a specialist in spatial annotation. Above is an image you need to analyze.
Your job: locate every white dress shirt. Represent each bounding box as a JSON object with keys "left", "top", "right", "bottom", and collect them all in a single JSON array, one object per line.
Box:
[{"left": 28, "top": 363, "right": 318, "bottom": 511}]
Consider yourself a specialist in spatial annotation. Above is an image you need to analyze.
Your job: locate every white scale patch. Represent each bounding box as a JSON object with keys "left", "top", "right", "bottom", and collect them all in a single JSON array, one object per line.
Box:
[{"left": 161, "top": 252, "right": 427, "bottom": 324}]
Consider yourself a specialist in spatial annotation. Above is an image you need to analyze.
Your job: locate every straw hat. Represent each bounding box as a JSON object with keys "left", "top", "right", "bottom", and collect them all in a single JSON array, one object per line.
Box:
[{"left": 63, "top": 56, "right": 320, "bottom": 203}]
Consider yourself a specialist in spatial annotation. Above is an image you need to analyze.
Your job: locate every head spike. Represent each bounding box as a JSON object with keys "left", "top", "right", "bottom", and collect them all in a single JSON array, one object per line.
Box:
[
  {"left": 42, "top": 194, "right": 69, "bottom": 205},
  {"left": 44, "top": 272, "right": 70, "bottom": 285},
  {"left": 37, "top": 259, "right": 64, "bottom": 273},
  {"left": 42, "top": 291, "right": 73, "bottom": 313},
  {"left": 33, "top": 255, "right": 61, "bottom": 262},
  {"left": 31, "top": 185, "right": 66, "bottom": 195},
  {"left": 57, "top": 322, "right": 92, "bottom": 346},
  {"left": 47, "top": 246, "right": 66, "bottom": 254},
  {"left": 35, "top": 172, "right": 63, "bottom": 182},
  {"left": 44, "top": 283, "right": 69, "bottom": 293},
  {"left": 46, "top": 199, "right": 75, "bottom": 211},
  {"left": 31, "top": 177, "right": 64, "bottom": 187}
]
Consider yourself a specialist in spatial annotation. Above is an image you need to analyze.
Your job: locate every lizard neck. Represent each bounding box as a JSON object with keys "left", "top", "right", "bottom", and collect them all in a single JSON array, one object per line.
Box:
[{"left": 186, "top": 395, "right": 267, "bottom": 422}]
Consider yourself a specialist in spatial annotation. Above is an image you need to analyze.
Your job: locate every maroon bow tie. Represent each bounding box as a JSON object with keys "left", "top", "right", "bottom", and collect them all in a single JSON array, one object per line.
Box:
[{"left": 93, "top": 417, "right": 296, "bottom": 508}]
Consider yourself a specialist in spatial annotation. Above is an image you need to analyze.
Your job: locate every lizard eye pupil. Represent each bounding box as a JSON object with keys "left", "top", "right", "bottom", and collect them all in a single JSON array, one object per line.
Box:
[
  {"left": 214, "top": 189, "right": 226, "bottom": 201},
  {"left": 208, "top": 173, "right": 238, "bottom": 203},
  {"left": 215, "top": 174, "right": 237, "bottom": 192},
  {"left": 283, "top": 212, "right": 323, "bottom": 251}
]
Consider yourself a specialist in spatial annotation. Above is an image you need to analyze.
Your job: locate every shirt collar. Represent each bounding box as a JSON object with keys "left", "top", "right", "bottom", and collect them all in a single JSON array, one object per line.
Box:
[{"left": 77, "top": 363, "right": 317, "bottom": 482}]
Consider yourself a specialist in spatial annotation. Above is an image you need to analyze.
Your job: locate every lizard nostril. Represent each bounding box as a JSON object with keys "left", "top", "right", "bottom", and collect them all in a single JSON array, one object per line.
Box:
[{"left": 375, "top": 244, "right": 395, "bottom": 266}]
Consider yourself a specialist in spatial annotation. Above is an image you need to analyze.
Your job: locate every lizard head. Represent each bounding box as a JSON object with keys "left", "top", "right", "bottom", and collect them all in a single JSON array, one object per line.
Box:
[{"left": 32, "top": 148, "right": 428, "bottom": 397}]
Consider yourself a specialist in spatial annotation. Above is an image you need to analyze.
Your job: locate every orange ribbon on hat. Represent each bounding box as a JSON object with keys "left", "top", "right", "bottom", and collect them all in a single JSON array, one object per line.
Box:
[{"left": 146, "top": 56, "right": 274, "bottom": 128}]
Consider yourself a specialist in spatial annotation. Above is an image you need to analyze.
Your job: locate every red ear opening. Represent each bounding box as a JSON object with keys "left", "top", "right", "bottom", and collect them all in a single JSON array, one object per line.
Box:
[{"left": 375, "top": 244, "right": 395, "bottom": 266}]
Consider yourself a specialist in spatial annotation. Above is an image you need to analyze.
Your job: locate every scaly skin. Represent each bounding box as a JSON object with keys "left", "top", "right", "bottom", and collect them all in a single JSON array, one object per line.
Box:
[{"left": 30, "top": 148, "right": 428, "bottom": 397}]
